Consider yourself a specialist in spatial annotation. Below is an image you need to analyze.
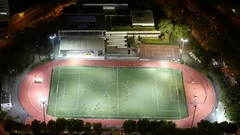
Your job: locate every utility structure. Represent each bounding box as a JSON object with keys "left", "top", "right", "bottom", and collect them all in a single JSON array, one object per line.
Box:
[
  {"left": 40, "top": 99, "right": 46, "bottom": 124},
  {"left": 191, "top": 95, "right": 198, "bottom": 128},
  {"left": 180, "top": 38, "right": 188, "bottom": 59},
  {"left": 49, "top": 34, "right": 56, "bottom": 53}
]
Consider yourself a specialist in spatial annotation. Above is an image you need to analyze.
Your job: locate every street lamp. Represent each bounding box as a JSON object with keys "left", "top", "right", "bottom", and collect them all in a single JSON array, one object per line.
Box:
[
  {"left": 49, "top": 34, "right": 56, "bottom": 53},
  {"left": 40, "top": 99, "right": 46, "bottom": 124},
  {"left": 180, "top": 38, "right": 188, "bottom": 59},
  {"left": 191, "top": 95, "right": 197, "bottom": 128}
]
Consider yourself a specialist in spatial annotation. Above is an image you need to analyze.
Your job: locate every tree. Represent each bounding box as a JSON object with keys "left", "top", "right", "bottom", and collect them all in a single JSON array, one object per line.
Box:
[
  {"left": 197, "top": 120, "right": 222, "bottom": 135},
  {"left": 84, "top": 122, "right": 92, "bottom": 134},
  {"left": 4, "top": 119, "right": 15, "bottom": 132},
  {"left": 0, "top": 111, "right": 7, "bottom": 120},
  {"left": 14, "top": 122, "right": 24, "bottom": 132},
  {"left": 40, "top": 122, "right": 47, "bottom": 133},
  {"left": 92, "top": 122, "right": 102, "bottom": 135},
  {"left": 23, "top": 124, "right": 31, "bottom": 135},
  {"left": 30, "top": 119, "right": 41, "bottom": 134},
  {"left": 172, "top": 23, "right": 190, "bottom": 40},
  {"left": 47, "top": 120, "right": 56, "bottom": 133},
  {"left": 220, "top": 122, "right": 238, "bottom": 134},
  {"left": 137, "top": 119, "right": 151, "bottom": 135},
  {"left": 0, "top": 122, "right": 9, "bottom": 135},
  {"left": 67, "top": 119, "right": 84, "bottom": 133},
  {"left": 56, "top": 118, "right": 68, "bottom": 133},
  {"left": 122, "top": 120, "right": 137, "bottom": 134},
  {"left": 157, "top": 19, "right": 173, "bottom": 35},
  {"left": 148, "top": 120, "right": 159, "bottom": 133},
  {"left": 226, "top": 122, "right": 238, "bottom": 134},
  {"left": 149, "top": 120, "right": 177, "bottom": 135}
]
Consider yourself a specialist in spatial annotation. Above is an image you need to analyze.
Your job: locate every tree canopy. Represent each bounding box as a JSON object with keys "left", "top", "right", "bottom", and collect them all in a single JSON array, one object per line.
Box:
[
  {"left": 123, "top": 120, "right": 137, "bottom": 134},
  {"left": 158, "top": 19, "right": 174, "bottom": 34}
]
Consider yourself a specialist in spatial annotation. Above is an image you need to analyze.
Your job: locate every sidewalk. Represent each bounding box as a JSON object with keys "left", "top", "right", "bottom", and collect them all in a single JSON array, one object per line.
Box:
[{"left": 7, "top": 54, "right": 48, "bottom": 123}]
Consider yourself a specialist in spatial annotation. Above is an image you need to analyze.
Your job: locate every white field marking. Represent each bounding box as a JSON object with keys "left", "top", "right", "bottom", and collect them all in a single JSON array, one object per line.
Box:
[
  {"left": 105, "top": 83, "right": 130, "bottom": 101},
  {"left": 54, "top": 113, "right": 181, "bottom": 119},
  {"left": 54, "top": 67, "right": 61, "bottom": 115},
  {"left": 155, "top": 75, "right": 160, "bottom": 111},
  {"left": 116, "top": 67, "right": 119, "bottom": 116},
  {"left": 167, "top": 71, "right": 179, "bottom": 102},
  {"left": 185, "top": 68, "right": 208, "bottom": 116},
  {"left": 153, "top": 72, "right": 181, "bottom": 115},
  {"left": 169, "top": 84, "right": 179, "bottom": 101},
  {"left": 54, "top": 68, "right": 82, "bottom": 115},
  {"left": 28, "top": 79, "right": 39, "bottom": 111},
  {"left": 56, "top": 81, "right": 66, "bottom": 99},
  {"left": 56, "top": 83, "right": 59, "bottom": 93},
  {"left": 28, "top": 65, "right": 55, "bottom": 115},
  {"left": 173, "top": 69, "right": 181, "bottom": 118},
  {"left": 56, "top": 74, "right": 81, "bottom": 109},
  {"left": 169, "top": 84, "right": 174, "bottom": 101},
  {"left": 54, "top": 73, "right": 79, "bottom": 74},
  {"left": 76, "top": 73, "right": 81, "bottom": 110},
  {"left": 151, "top": 86, "right": 157, "bottom": 99}
]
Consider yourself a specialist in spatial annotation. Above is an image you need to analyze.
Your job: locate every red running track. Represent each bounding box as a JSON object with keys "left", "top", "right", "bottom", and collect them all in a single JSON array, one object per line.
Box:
[{"left": 19, "top": 60, "right": 216, "bottom": 128}]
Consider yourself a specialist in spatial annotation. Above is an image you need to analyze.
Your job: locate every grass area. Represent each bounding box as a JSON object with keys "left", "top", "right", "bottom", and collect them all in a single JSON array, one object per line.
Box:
[
  {"left": 47, "top": 66, "right": 188, "bottom": 120},
  {"left": 110, "top": 25, "right": 157, "bottom": 31},
  {"left": 140, "top": 34, "right": 170, "bottom": 44}
]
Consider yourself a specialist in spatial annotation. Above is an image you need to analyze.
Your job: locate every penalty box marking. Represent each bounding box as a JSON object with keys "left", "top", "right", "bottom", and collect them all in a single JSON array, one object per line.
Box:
[
  {"left": 54, "top": 68, "right": 84, "bottom": 115},
  {"left": 154, "top": 70, "right": 181, "bottom": 118}
]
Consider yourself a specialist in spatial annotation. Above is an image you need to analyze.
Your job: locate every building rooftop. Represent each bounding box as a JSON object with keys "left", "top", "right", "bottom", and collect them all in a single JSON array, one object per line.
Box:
[
  {"left": 131, "top": 10, "right": 155, "bottom": 26},
  {"left": 81, "top": 0, "right": 129, "bottom": 4},
  {"left": 58, "top": 14, "right": 105, "bottom": 30}
]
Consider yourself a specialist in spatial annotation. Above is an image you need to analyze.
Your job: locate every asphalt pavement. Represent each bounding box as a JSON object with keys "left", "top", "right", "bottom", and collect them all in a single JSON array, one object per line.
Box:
[{"left": 7, "top": 55, "right": 46, "bottom": 123}]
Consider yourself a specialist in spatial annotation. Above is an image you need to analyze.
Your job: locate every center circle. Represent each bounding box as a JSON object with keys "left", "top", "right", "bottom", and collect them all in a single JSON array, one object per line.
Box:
[{"left": 106, "top": 83, "right": 130, "bottom": 100}]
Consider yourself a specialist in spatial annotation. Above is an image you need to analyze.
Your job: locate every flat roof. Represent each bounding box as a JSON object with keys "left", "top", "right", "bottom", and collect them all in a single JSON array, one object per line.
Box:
[
  {"left": 131, "top": 10, "right": 154, "bottom": 25},
  {"left": 83, "top": 3, "right": 128, "bottom": 6},
  {"left": 60, "top": 37, "right": 104, "bottom": 51},
  {"left": 81, "top": 0, "right": 129, "bottom": 4},
  {"left": 58, "top": 14, "right": 105, "bottom": 30}
]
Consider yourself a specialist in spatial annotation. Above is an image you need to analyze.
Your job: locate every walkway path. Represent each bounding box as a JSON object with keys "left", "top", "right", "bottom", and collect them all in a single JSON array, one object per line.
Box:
[{"left": 19, "top": 60, "right": 216, "bottom": 128}]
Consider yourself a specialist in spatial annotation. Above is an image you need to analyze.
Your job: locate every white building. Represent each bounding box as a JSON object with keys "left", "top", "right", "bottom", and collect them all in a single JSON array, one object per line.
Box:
[
  {"left": 131, "top": 10, "right": 155, "bottom": 27},
  {"left": 0, "top": 0, "right": 9, "bottom": 23}
]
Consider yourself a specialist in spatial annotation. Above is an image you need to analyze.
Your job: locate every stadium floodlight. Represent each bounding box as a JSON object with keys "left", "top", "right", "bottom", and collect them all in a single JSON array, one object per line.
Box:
[
  {"left": 49, "top": 34, "right": 56, "bottom": 39},
  {"left": 49, "top": 34, "right": 56, "bottom": 53},
  {"left": 180, "top": 38, "right": 188, "bottom": 60}
]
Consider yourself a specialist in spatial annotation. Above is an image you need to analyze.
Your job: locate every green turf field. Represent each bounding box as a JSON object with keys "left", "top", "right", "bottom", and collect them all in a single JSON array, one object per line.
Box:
[{"left": 47, "top": 66, "right": 188, "bottom": 119}]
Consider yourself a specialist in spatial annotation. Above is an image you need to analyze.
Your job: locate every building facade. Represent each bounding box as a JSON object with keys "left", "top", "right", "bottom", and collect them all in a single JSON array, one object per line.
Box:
[{"left": 0, "top": 0, "right": 9, "bottom": 25}]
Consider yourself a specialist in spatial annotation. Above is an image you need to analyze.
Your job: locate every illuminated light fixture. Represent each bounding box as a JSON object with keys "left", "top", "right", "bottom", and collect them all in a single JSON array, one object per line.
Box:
[
  {"left": 0, "top": 12, "right": 7, "bottom": 15},
  {"left": 232, "top": 9, "right": 236, "bottom": 13}
]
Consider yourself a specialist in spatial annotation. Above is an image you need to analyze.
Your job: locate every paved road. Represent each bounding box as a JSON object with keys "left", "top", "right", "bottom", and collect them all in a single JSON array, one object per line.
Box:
[
  {"left": 185, "top": 0, "right": 240, "bottom": 54},
  {"left": 7, "top": 55, "right": 40, "bottom": 123},
  {"left": 0, "top": 1, "right": 68, "bottom": 48}
]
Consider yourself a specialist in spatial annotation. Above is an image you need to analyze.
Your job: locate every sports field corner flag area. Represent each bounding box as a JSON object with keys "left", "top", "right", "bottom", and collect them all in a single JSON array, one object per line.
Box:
[{"left": 47, "top": 66, "right": 188, "bottom": 119}]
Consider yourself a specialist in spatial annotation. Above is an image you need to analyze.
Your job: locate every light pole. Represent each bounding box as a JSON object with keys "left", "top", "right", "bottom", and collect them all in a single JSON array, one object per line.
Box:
[
  {"left": 49, "top": 34, "right": 56, "bottom": 53},
  {"left": 191, "top": 95, "right": 197, "bottom": 128},
  {"left": 180, "top": 38, "right": 188, "bottom": 59},
  {"left": 40, "top": 100, "right": 46, "bottom": 124}
]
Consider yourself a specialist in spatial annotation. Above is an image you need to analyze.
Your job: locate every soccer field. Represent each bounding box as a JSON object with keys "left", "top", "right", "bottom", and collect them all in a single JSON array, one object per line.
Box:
[{"left": 47, "top": 66, "right": 188, "bottom": 119}]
